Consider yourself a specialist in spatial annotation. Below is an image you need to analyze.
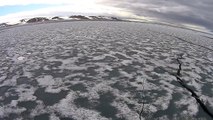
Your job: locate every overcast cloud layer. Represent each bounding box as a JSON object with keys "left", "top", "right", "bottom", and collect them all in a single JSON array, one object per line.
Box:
[
  {"left": 0, "top": 0, "right": 213, "bottom": 32},
  {"left": 99, "top": 0, "right": 213, "bottom": 32}
]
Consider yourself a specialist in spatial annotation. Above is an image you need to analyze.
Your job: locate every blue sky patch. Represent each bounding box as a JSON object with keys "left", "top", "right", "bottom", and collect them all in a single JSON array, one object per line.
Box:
[{"left": 0, "top": 4, "right": 54, "bottom": 16}]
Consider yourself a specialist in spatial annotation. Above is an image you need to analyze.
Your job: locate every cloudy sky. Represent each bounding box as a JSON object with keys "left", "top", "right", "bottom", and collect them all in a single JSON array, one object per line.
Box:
[{"left": 0, "top": 0, "right": 213, "bottom": 32}]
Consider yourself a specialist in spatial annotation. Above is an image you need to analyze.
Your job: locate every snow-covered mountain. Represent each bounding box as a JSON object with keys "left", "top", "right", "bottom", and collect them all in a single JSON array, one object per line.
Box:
[
  {"left": 51, "top": 16, "right": 64, "bottom": 20},
  {"left": 0, "top": 23, "right": 9, "bottom": 28},
  {"left": 26, "top": 17, "right": 49, "bottom": 23},
  {"left": 0, "top": 15, "right": 123, "bottom": 28}
]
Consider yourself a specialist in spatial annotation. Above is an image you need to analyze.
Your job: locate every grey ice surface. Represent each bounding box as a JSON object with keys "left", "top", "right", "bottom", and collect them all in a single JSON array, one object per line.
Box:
[{"left": 0, "top": 21, "right": 213, "bottom": 120}]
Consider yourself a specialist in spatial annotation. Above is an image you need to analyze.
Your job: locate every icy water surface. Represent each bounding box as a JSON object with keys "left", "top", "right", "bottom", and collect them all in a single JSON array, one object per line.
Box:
[{"left": 0, "top": 21, "right": 213, "bottom": 120}]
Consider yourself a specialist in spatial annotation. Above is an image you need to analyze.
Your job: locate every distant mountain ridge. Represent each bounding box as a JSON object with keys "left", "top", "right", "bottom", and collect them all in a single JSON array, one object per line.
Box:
[
  {"left": 0, "top": 23, "right": 8, "bottom": 27},
  {"left": 27, "top": 17, "right": 49, "bottom": 23},
  {"left": 0, "top": 15, "right": 123, "bottom": 28}
]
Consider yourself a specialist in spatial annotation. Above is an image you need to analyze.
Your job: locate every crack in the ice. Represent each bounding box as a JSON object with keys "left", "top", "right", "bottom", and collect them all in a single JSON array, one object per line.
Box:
[
  {"left": 148, "top": 29, "right": 213, "bottom": 52},
  {"left": 175, "top": 55, "right": 213, "bottom": 119},
  {"left": 173, "top": 36, "right": 213, "bottom": 52}
]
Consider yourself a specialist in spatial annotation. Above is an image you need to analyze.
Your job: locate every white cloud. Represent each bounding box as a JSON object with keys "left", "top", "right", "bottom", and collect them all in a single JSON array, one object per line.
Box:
[
  {"left": 0, "top": 0, "right": 97, "bottom": 6},
  {"left": 0, "top": 0, "right": 154, "bottom": 23},
  {"left": 0, "top": 3, "right": 147, "bottom": 23},
  {"left": 0, "top": 0, "right": 113, "bottom": 22}
]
